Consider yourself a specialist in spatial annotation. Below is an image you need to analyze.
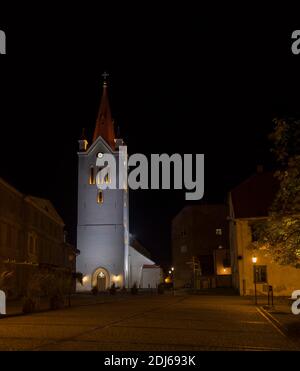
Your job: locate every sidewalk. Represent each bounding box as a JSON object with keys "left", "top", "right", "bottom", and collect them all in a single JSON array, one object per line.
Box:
[{"left": 259, "top": 297, "right": 300, "bottom": 348}]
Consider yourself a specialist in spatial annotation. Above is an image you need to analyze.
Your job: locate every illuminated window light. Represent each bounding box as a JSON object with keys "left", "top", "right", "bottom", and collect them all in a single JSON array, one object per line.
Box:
[
  {"left": 104, "top": 172, "right": 110, "bottom": 184},
  {"left": 89, "top": 166, "right": 95, "bottom": 185},
  {"left": 97, "top": 190, "right": 103, "bottom": 204}
]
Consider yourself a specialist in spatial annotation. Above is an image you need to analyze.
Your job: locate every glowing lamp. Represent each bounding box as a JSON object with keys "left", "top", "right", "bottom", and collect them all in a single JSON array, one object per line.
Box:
[{"left": 82, "top": 275, "right": 89, "bottom": 284}]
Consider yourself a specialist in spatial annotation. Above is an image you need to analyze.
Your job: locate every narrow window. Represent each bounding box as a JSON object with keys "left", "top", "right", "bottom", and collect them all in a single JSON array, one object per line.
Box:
[
  {"left": 250, "top": 224, "right": 259, "bottom": 242},
  {"left": 97, "top": 190, "right": 103, "bottom": 204},
  {"left": 104, "top": 172, "right": 110, "bottom": 184},
  {"left": 89, "top": 166, "right": 95, "bottom": 185}
]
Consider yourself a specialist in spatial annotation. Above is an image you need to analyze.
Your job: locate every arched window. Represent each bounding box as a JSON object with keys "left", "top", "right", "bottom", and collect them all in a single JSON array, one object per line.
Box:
[
  {"left": 96, "top": 166, "right": 110, "bottom": 185},
  {"left": 104, "top": 170, "right": 110, "bottom": 184},
  {"left": 97, "top": 190, "right": 103, "bottom": 204},
  {"left": 89, "top": 166, "right": 95, "bottom": 185}
]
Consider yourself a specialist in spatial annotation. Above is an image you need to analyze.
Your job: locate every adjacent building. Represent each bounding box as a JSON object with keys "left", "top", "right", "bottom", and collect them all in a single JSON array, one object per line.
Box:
[
  {"left": 172, "top": 204, "right": 231, "bottom": 289},
  {"left": 0, "top": 178, "right": 77, "bottom": 298},
  {"left": 229, "top": 171, "right": 300, "bottom": 296}
]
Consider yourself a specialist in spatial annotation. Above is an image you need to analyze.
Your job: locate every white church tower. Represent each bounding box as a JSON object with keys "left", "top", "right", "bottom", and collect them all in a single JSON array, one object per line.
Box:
[{"left": 76, "top": 75, "right": 130, "bottom": 291}]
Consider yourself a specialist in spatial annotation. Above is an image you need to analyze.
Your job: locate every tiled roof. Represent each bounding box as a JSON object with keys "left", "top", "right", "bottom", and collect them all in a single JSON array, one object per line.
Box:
[{"left": 93, "top": 83, "right": 115, "bottom": 149}]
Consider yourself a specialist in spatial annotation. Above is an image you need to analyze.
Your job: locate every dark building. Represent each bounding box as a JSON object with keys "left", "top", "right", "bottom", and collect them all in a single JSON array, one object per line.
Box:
[
  {"left": 172, "top": 204, "right": 231, "bottom": 289},
  {"left": 0, "top": 178, "right": 77, "bottom": 298}
]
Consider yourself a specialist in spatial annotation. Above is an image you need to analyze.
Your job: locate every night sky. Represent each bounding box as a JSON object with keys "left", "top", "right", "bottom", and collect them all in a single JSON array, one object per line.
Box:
[{"left": 1, "top": 7, "right": 299, "bottom": 269}]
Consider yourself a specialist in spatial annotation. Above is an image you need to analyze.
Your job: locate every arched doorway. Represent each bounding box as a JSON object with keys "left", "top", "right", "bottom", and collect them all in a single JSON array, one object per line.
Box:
[
  {"left": 97, "top": 271, "right": 106, "bottom": 291},
  {"left": 92, "top": 267, "right": 110, "bottom": 291}
]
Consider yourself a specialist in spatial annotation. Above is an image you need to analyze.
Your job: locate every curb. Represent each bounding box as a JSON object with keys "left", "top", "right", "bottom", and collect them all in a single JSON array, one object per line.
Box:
[
  {"left": 257, "top": 306, "right": 298, "bottom": 350},
  {"left": 258, "top": 306, "right": 289, "bottom": 334}
]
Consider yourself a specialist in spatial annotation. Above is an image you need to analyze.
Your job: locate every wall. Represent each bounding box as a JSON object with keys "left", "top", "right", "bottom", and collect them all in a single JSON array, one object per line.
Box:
[
  {"left": 129, "top": 246, "right": 158, "bottom": 288},
  {"left": 76, "top": 224, "right": 125, "bottom": 291},
  {"left": 172, "top": 205, "right": 229, "bottom": 288},
  {"left": 0, "top": 178, "right": 76, "bottom": 298},
  {"left": 76, "top": 138, "right": 127, "bottom": 291},
  {"left": 141, "top": 267, "right": 162, "bottom": 289},
  {"left": 234, "top": 219, "right": 300, "bottom": 296}
]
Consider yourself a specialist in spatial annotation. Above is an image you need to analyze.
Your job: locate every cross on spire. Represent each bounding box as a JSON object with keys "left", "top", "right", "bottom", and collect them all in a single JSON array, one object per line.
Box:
[{"left": 102, "top": 71, "right": 109, "bottom": 86}]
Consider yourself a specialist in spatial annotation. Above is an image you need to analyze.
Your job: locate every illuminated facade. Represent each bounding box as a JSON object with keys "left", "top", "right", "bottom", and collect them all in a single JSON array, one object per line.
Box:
[
  {"left": 229, "top": 171, "right": 300, "bottom": 296},
  {"left": 76, "top": 78, "right": 160, "bottom": 291}
]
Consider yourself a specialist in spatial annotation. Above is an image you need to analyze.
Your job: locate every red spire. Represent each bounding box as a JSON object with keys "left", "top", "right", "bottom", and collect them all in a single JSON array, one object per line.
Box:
[{"left": 93, "top": 74, "right": 115, "bottom": 149}]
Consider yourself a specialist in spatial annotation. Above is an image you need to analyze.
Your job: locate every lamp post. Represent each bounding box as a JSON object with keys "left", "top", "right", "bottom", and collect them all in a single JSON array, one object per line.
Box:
[
  {"left": 252, "top": 256, "right": 257, "bottom": 305},
  {"left": 170, "top": 267, "right": 175, "bottom": 295}
]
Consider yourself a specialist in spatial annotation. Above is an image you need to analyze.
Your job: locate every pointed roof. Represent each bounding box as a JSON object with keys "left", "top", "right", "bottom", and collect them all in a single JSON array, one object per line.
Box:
[{"left": 93, "top": 78, "right": 115, "bottom": 149}]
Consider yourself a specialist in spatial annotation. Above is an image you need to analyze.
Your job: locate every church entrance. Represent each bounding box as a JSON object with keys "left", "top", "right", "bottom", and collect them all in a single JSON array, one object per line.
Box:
[
  {"left": 97, "top": 271, "right": 106, "bottom": 291},
  {"left": 92, "top": 267, "right": 110, "bottom": 291}
]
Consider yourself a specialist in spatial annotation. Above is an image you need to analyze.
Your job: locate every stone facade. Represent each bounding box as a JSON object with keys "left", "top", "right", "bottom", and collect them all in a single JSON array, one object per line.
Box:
[{"left": 0, "top": 178, "right": 76, "bottom": 298}]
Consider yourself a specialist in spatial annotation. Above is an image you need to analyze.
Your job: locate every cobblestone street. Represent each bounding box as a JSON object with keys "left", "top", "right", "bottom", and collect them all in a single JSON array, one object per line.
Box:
[{"left": 0, "top": 294, "right": 298, "bottom": 351}]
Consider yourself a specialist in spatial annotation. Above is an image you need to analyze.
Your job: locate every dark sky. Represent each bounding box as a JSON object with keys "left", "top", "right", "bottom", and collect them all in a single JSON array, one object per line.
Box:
[{"left": 1, "top": 6, "right": 300, "bottom": 269}]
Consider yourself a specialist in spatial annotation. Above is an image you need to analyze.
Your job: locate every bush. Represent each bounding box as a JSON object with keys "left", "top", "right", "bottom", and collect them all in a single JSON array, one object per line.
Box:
[
  {"left": 131, "top": 283, "right": 138, "bottom": 295},
  {"left": 50, "top": 294, "right": 64, "bottom": 310},
  {"left": 91, "top": 286, "right": 98, "bottom": 295},
  {"left": 120, "top": 286, "right": 127, "bottom": 293},
  {"left": 157, "top": 283, "right": 165, "bottom": 295},
  {"left": 109, "top": 283, "right": 117, "bottom": 295}
]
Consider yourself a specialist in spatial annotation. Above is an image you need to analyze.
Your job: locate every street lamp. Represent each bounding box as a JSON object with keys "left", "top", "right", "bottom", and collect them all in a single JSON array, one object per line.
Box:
[
  {"left": 169, "top": 267, "right": 175, "bottom": 295},
  {"left": 252, "top": 256, "right": 257, "bottom": 305}
]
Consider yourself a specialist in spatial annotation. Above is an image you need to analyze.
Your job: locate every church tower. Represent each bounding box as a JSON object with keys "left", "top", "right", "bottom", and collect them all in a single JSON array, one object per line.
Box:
[{"left": 76, "top": 75, "right": 129, "bottom": 291}]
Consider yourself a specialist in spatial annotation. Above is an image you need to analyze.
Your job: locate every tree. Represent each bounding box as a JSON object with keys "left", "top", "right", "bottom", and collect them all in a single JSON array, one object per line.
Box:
[{"left": 253, "top": 118, "right": 300, "bottom": 267}]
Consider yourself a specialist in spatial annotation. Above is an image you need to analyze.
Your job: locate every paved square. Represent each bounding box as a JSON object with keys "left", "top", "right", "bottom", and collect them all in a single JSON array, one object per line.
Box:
[{"left": 0, "top": 295, "right": 297, "bottom": 351}]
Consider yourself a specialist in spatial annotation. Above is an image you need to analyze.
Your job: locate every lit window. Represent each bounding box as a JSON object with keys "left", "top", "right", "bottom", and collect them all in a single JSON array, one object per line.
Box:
[
  {"left": 104, "top": 171, "right": 110, "bottom": 184},
  {"left": 216, "top": 228, "right": 222, "bottom": 235},
  {"left": 89, "top": 166, "right": 95, "bottom": 185},
  {"left": 97, "top": 190, "right": 103, "bottom": 204},
  {"left": 96, "top": 166, "right": 110, "bottom": 185},
  {"left": 254, "top": 265, "right": 267, "bottom": 283}
]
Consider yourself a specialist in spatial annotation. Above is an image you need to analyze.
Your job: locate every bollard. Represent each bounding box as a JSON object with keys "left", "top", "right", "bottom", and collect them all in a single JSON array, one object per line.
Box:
[{"left": 268, "top": 285, "right": 273, "bottom": 307}]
